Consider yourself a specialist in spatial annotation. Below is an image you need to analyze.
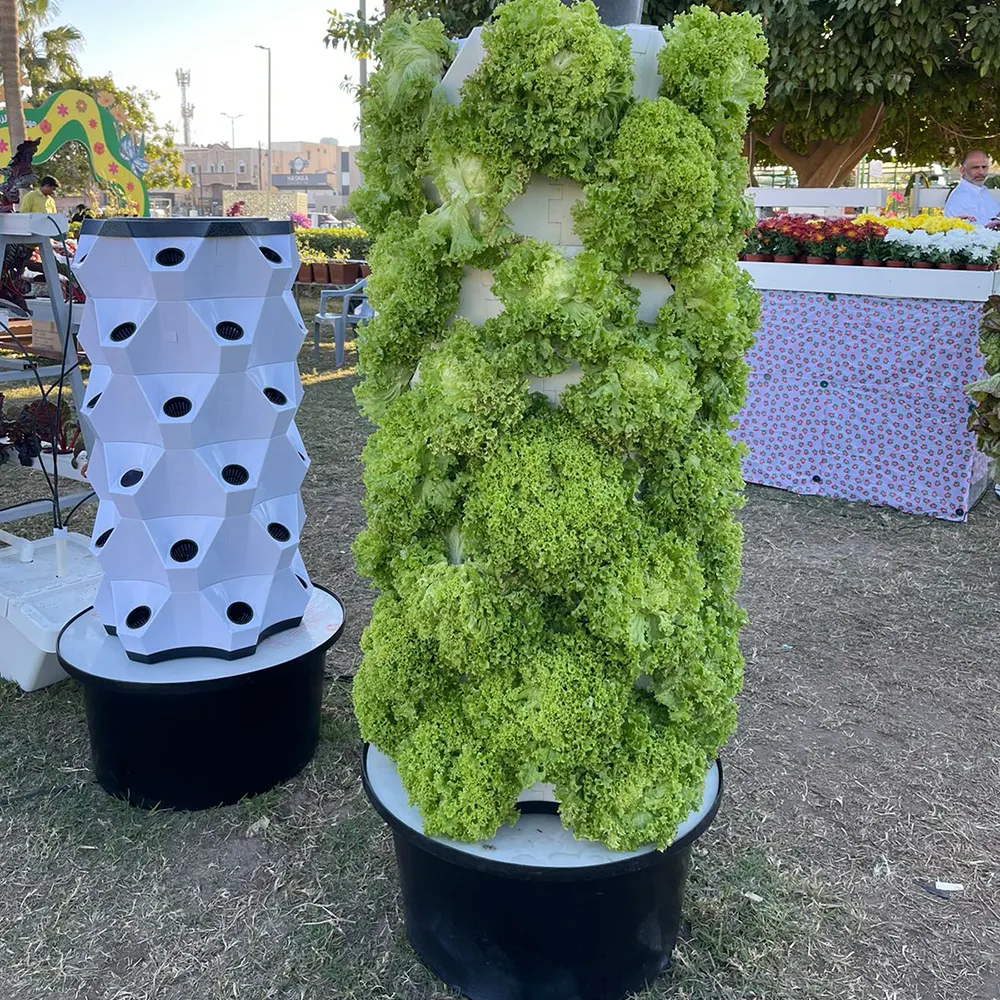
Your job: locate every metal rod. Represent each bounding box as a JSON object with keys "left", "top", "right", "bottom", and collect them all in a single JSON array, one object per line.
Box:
[{"left": 256, "top": 45, "right": 272, "bottom": 218}]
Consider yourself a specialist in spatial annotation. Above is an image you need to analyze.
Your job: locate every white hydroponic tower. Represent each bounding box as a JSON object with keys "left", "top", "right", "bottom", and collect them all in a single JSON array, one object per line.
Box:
[{"left": 72, "top": 219, "right": 313, "bottom": 663}]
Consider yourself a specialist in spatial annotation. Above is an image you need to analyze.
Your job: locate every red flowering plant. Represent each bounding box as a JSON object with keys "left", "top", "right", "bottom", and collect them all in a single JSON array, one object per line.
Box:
[
  {"left": 857, "top": 219, "right": 889, "bottom": 261},
  {"left": 827, "top": 218, "right": 867, "bottom": 260},
  {"left": 799, "top": 218, "right": 837, "bottom": 259},
  {"left": 758, "top": 215, "right": 812, "bottom": 258}
]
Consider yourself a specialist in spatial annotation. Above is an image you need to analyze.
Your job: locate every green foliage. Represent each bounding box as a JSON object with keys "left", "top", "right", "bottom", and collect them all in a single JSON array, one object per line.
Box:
[
  {"left": 967, "top": 295, "right": 1000, "bottom": 479},
  {"left": 646, "top": 0, "right": 1000, "bottom": 168},
  {"left": 15, "top": 0, "right": 83, "bottom": 103},
  {"left": 486, "top": 240, "right": 639, "bottom": 373},
  {"left": 572, "top": 99, "right": 717, "bottom": 274},
  {"left": 352, "top": 0, "right": 766, "bottom": 851},
  {"left": 348, "top": 13, "right": 455, "bottom": 235},
  {"left": 458, "top": 0, "right": 635, "bottom": 183},
  {"left": 657, "top": 5, "right": 767, "bottom": 143},
  {"left": 295, "top": 226, "right": 371, "bottom": 260}
]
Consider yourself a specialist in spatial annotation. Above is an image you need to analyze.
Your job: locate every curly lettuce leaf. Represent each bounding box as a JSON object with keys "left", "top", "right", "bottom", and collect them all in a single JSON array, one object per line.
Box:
[
  {"left": 658, "top": 6, "right": 768, "bottom": 142},
  {"left": 459, "top": 0, "right": 635, "bottom": 182},
  {"left": 573, "top": 98, "right": 716, "bottom": 275}
]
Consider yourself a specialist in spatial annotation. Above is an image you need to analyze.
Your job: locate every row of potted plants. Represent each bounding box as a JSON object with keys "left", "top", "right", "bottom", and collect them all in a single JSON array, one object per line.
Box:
[
  {"left": 741, "top": 214, "right": 1000, "bottom": 269},
  {"left": 295, "top": 251, "right": 370, "bottom": 285}
]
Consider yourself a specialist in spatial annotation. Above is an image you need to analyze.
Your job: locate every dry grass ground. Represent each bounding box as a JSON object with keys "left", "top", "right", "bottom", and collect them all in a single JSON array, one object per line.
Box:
[{"left": 1, "top": 301, "right": 998, "bottom": 1000}]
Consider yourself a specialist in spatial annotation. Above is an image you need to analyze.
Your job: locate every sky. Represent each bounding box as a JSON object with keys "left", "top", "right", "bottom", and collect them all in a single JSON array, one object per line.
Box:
[{"left": 56, "top": 0, "right": 373, "bottom": 148}]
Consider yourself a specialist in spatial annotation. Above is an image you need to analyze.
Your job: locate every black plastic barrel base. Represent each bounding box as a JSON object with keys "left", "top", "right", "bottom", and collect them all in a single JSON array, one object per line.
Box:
[
  {"left": 75, "top": 646, "right": 326, "bottom": 810},
  {"left": 362, "top": 746, "right": 722, "bottom": 1000},
  {"left": 397, "top": 832, "right": 689, "bottom": 1000}
]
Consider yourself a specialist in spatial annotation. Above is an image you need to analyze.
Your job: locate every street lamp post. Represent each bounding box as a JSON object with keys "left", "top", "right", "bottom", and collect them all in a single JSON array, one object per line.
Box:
[
  {"left": 221, "top": 112, "right": 243, "bottom": 191},
  {"left": 255, "top": 44, "right": 272, "bottom": 218}
]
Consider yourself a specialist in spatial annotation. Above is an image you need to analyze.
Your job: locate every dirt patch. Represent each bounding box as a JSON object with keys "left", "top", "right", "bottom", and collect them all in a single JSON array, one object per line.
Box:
[{"left": 1, "top": 328, "right": 998, "bottom": 999}]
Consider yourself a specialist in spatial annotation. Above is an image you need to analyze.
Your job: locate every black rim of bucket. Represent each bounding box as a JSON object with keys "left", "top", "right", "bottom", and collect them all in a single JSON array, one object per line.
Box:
[{"left": 360, "top": 744, "right": 723, "bottom": 883}]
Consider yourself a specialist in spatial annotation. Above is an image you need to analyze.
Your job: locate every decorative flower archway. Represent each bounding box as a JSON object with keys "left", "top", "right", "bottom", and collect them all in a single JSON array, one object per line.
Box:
[{"left": 1, "top": 89, "right": 150, "bottom": 215}]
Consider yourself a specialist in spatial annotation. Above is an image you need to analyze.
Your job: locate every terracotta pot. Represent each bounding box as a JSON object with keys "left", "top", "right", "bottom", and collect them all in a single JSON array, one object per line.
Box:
[
  {"left": 773, "top": 255, "right": 797, "bottom": 264},
  {"left": 885, "top": 260, "right": 907, "bottom": 268},
  {"left": 834, "top": 258, "right": 859, "bottom": 266},
  {"left": 937, "top": 263, "right": 962, "bottom": 270},
  {"left": 796, "top": 255, "right": 809, "bottom": 263},
  {"left": 805, "top": 256, "right": 830, "bottom": 265},
  {"left": 311, "top": 261, "right": 330, "bottom": 283},
  {"left": 329, "top": 260, "right": 361, "bottom": 284},
  {"left": 861, "top": 259, "right": 883, "bottom": 267},
  {"left": 966, "top": 263, "right": 991, "bottom": 271},
  {"left": 742, "top": 253, "right": 772, "bottom": 262},
  {"left": 913, "top": 261, "right": 934, "bottom": 269},
  {"left": 297, "top": 262, "right": 312, "bottom": 283},
  {"left": 360, "top": 262, "right": 372, "bottom": 278}
]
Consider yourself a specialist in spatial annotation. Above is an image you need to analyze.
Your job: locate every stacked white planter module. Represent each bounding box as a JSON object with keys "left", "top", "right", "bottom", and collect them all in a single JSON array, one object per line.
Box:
[
  {"left": 73, "top": 218, "right": 312, "bottom": 662},
  {"left": 56, "top": 219, "right": 344, "bottom": 809}
]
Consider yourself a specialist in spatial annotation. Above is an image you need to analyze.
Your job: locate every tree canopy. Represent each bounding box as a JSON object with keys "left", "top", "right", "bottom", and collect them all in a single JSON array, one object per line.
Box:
[{"left": 327, "top": 0, "right": 1000, "bottom": 186}]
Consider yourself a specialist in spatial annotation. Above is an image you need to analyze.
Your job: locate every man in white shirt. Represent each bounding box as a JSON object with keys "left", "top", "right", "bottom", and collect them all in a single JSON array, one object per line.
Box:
[{"left": 944, "top": 150, "right": 1000, "bottom": 226}]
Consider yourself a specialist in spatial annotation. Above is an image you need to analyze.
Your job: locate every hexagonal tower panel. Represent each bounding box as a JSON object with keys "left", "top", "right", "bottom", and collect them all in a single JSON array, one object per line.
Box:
[{"left": 70, "top": 217, "right": 313, "bottom": 663}]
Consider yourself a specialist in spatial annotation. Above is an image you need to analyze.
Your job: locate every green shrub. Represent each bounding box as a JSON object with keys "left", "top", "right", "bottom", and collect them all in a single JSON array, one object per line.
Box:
[
  {"left": 352, "top": 0, "right": 767, "bottom": 851},
  {"left": 295, "top": 226, "right": 371, "bottom": 260}
]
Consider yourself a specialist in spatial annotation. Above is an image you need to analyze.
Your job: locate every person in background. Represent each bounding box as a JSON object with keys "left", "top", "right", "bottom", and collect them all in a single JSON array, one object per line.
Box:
[
  {"left": 944, "top": 151, "right": 1000, "bottom": 227},
  {"left": 70, "top": 203, "right": 91, "bottom": 223},
  {"left": 19, "top": 175, "right": 59, "bottom": 214}
]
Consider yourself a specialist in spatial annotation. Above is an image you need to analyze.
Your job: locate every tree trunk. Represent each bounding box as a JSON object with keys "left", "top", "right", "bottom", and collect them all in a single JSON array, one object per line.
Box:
[
  {"left": 756, "top": 104, "right": 885, "bottom": 188},
  {"left": 0, "top": 0, "right": 26, "bottom": 153}
]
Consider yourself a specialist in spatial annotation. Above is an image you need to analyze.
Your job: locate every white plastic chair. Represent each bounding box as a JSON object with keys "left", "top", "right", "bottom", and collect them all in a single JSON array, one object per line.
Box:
[{"left": 313, "top": 278, "right": 372, "bottom": 365}]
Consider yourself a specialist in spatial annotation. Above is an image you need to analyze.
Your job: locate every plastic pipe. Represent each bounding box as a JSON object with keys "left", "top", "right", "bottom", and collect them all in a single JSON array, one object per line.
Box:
[
  {"left": 53, "top": 527, "right": 69, "bottom": 578},
  {"left": 0, "top": 528, "right": 34, "bottom": 563}
]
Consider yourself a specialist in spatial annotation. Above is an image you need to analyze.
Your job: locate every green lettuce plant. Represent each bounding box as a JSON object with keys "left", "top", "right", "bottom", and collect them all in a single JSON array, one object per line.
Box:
[{"left": 351, "top": 0, "right": 767, "bottom": 851}]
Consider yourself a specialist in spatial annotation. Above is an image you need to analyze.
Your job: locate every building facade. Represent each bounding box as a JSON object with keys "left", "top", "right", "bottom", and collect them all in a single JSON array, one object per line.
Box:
[{"left": 151, "top": 139, "right": 361, "bottom": 218}]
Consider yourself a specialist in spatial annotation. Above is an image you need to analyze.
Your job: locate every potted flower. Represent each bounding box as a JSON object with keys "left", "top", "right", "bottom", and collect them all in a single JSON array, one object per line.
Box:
[
  {"left": 802, "top": 219, "right": 834, "bottom": 263},
  {"left": 741, "top": 225, "right": 772, "bottom": 262},
  {"left": 349, "top": 3, "right": 768, "bottom": 998},
  {"left": 768, "top": 226, "right": 800, "bottom": 263},
  {"left": 328, "top": 250, "right": 361, "bottom": 284},
  {"left": 830, "top": 219, "right": 863, "bottom": 265},
  {"left": 966, "top": 241, "right": 998, "bottom": 271},
  {"left": 859, "top": 220, "right": 888, "bottom": 266}
]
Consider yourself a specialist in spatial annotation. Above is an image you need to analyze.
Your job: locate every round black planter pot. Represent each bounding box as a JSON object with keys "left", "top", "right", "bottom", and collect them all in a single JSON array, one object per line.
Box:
[
  {"left": 57, "top": 587, "right": 345, "bottom": 810},
  {"left": 362, "top": 744, "right": 723, "bottom": 1000}
]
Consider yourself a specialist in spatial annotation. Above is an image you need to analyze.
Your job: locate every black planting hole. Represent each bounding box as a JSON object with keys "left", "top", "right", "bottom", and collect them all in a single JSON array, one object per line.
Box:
[
  {"left": 170, "top": 539, "right": 199, "bottom": 563},
  {"left": 155, "top": 247, "right": 185, "bottom": 267},
  {"left": 267, "top": 522, "right": 291, "bottom": 543},
  {"left": 263, "top": 387, "right": 287, "bottom": 406},
  {"left": 110, "top": 322, "right": 136, "bottom": 342},
  {"left": 125, "top": 605, "right": 151, "bottom": 630},
  {"left": 221, "top": 463, "right": 250, "bottom": 486},
  {"left": 163, "top": 396, "right": 192, "bottom": 418},
  {"left": 86, "top": 392, "right": 102, "bottom": 409},
  {"left": 259, "top": 246, "right": 282, "bottom": 264},
  {"left": 95, "top": 528, "right": 113, "bottom": 548},
  {"left": 216, "top": 321, "right": 244, "bottom": 341},
  {"left": 120, "top": 468, "right": 143, "bottom": 488},
  {"left": 227, "top": 601, "right": 254, "bottom": 625},
  {"left": 296, "top": 575, "right": 309, "bottom": 589}
]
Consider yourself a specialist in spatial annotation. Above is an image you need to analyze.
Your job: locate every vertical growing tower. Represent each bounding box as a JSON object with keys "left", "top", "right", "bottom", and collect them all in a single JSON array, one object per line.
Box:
[
  {"left": 352, "top": 0, "right": 768, "bottom": 851},
  {"left": 74, "top": 218, "right": 313, "bottom": 663}
]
